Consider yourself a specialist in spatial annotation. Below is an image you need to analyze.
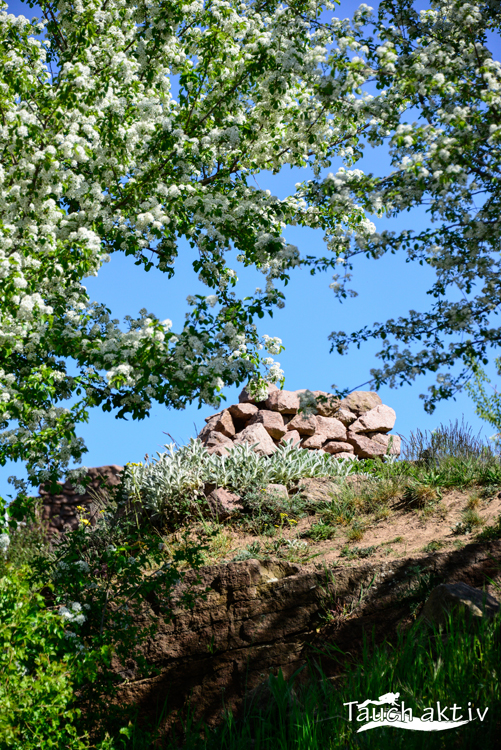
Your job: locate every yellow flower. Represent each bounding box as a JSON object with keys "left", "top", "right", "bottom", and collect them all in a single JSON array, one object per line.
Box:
[
  {"left": 80, "top": 519, "right": 91, "bottom": 526},
  {"left": 76, "top": 505, "right": 86, "bottom": 512}
]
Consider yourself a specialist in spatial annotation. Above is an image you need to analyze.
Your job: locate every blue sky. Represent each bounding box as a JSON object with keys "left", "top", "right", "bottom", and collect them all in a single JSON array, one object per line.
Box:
[{"left": 1, "top": 0, "right": 500, "bottom": 501}]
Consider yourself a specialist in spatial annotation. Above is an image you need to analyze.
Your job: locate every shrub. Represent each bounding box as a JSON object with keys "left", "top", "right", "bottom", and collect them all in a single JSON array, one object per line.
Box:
[
  {"left": 121, "top": 439, "right": 359, "bottom": 528},
  {"left": 401, "top": 417, "right": 495, "bottom": 464},
  {"left": 20, "top": 478, "right": 209, "bottom": 746},
  {"left": 0, "top": 567, "right": 91, "bottom": 749}
]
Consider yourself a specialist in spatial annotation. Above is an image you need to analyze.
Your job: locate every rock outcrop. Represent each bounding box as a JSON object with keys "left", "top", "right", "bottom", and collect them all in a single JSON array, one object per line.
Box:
[
  {"left": 419, "top": 582, "right": 500, "bottom": 629},
  {"left": 198, "top": 387, "right": 401, "bottom": 459},
  {"left": 106, "top": 541, "right": 501, "bottom": 738}
]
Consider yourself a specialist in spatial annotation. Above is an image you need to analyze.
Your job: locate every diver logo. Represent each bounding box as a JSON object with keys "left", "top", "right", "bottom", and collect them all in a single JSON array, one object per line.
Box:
[{"left": 344, "top": 692, "right": 488, "bottom": 732}]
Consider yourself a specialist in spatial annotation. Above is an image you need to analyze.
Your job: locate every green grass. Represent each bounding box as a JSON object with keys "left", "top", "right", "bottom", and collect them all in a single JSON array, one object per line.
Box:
[{"left": 97, "top": 607, "right": 501, "bottom": 749}]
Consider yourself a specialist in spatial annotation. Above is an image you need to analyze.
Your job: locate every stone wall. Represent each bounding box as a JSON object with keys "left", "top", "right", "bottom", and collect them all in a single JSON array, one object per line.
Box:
[
  {"left": 107, "top": 541, "right": 501, "bottom": 738},
  {"left": 37, "top": 389, "right": 400, "bottom": 539},
  {"left": 198, "top": 386, "right": 401, "bottom": 459}
]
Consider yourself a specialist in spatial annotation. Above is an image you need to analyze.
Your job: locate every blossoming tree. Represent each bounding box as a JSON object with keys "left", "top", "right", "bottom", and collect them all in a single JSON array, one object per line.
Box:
[
  {"left": 0, "top": 0, "right": 370, "bottom": 512},
  {"left": 298, "top": 0, "right": 501, "bottom": 413},
  {"left": 1, "top": 0, "right": 499, "bottom": 518}
]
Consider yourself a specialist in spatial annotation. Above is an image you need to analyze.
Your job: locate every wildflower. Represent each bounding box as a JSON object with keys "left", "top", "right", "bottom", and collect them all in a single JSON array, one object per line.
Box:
[
  {"left": 74, "top": 560, "right": 90, "bottom": 573},
  {"left": 59, "top": 602, "right": 86, "bottom": 625},
  {"left": 0, "top": 533, "right": 10, "bottom": 556}
]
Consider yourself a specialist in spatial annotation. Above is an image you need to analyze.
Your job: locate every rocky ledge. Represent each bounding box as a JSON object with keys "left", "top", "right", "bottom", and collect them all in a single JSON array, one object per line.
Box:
[{"left": 108, "top": 541, "right": 501, "bottom": 739}]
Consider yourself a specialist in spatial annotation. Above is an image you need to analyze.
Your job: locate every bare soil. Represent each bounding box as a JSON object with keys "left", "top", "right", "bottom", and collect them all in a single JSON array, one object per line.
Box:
[{"left": 179, "top": 483, "right": 501, "bottom": 571}]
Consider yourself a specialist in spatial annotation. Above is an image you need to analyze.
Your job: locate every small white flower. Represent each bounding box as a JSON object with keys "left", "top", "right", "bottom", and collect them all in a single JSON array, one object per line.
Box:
[
  {"left": 74, "top": 560, "right": 90, "bottom": 573},
  {"left": 0, "top": 533, "right": 10, "bottom": 555}
]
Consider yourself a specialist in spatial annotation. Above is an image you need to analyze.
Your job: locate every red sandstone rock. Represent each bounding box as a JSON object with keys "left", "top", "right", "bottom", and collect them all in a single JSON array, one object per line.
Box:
[
  {"left": 367, "top": 432, "right": 401, "bottom": 455},
  {"left": 262, "top": 484, "right": 289, "bottom": 500},
  {"left": 199, "top": 409, "right": 235, "bottom": 441},
  {"left": 39, "top": 465, "right": 124, "bottom": 539},
  {"left": 286, "top": 413, "right": 316, "bottom": 435},
  {"left": 204, "top": 431, "right": 234, "bottom": 456},
  {"left": 350, "top": 404, "right": 396, "bottom": 434},
  {"left": 339, "top": 391, "right": 382, "bottom": 416},
  {"left": 315, "top": 415, "right": 347, "bottom": 441},
  {"left": 265, "top": 389, "right": 300, "bottom": 414},
  {"left": 234, "top": 423, "right": 277, "bottom": 455},
  {"left": 106, "top": 544, "right": 501, "bottom": 739},
  {"left": 281, "top": 429, "right": 301, "bottom": 446},
  {"left": 419, "top": 582, "right": 500, "bottom": 630},
  {"left": 322, "top": 441, "right": 355, "bottom": 455},
  {"left": 311, "top": 390, "right": 340, "bottom": 418},
  {"left": 229, "top": 402, "right": 259, "bottom": 421},
  {"left": 239, "top": 383, "right": 279, "bottom": 404},
  {"left": 204, "top": 410, "right": 223, "bottom": 423},
  {"left": 206, "top": 488, "right": 243, "bottom": 520},
  {"left": 248, "top": 410, "right": 287, "bottom": 440},
  {"left": 301, "top": 433, "right": 326, "bottom": 449},
  {"left": 333, "top": 407, "right": 357, "bottom": 426},
  {"left": 294, "top": 476, "right": 343, "bottom": 501},
  {"left": 346, "top": 431, "right": 388, "bottom": 459}
]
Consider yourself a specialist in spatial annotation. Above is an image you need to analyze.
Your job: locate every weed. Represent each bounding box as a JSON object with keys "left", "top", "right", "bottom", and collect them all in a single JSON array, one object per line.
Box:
[
  {"left": 479, "top": 484, "right": 501, "bottom": 500},
  {"left": 197, "top": 524, "right": 233, "bottom": 565},
  {"left": 397, "top": 564, "right": 441, "bottom": 613},
  {"left": 452, "top": 509, "right": 484, "bottom": 535},
  {"left": 121, "top": 439, "right": 360, "bottom": 529},
  {"left": 374, "top": 504, "right": 391, "bottom": 521},
  {"left": 403, "top": 480, "right": 441, "bottom": 508},
  {"left": 366, "top": 477, "right": 403, "bottom": 505},
  {"left": 346, "top": 519, "right": 365, "bottom": 542},
  {"left": 401, "top": 417, "right": 494, "bottom": 463},
  {"left": 463, "top": 510, "right": 485, "bottom": 528},
  {"left": 0, "top": 519, "right": 51, "bottom": 578},
  {"left": 339, "top": 545, "right": 378, "bottom": 560},
  {"left": 319, "top": 493, "right": 357, "bottom": 527},
  {"left": 476, "top": 515, "right": 501, "bottom": 542},
  {"left": 479, "top": 465, "right": 501, "bottom": 486},
  {"left": 304, "top": 520, "right": 337, "bottom": 541},
  {"left": 238, "top": 484, "right": 307, "bottom": 535},
  {"left": 383, "top": 536, "right": 404, "bottom": 544},
  {"left": 232, "top": 542, "right": 262, "bottom": 562},
  {"left": 422, "top": 539, "right": 445, "bottom": 553},
  {"left": 466, "top": 492, "right": 482, "bottom": 510}
]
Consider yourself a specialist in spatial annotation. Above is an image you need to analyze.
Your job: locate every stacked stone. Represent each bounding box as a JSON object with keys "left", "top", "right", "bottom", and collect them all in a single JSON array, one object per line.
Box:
[{"left": 198, "top": 386, "right": 401, "bottom": 460}]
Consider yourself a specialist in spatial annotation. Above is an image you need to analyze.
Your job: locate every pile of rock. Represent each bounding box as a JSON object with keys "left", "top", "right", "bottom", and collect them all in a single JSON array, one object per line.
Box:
[{"left": 198, "top": 386, "right": 401, "bottom": 460}]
